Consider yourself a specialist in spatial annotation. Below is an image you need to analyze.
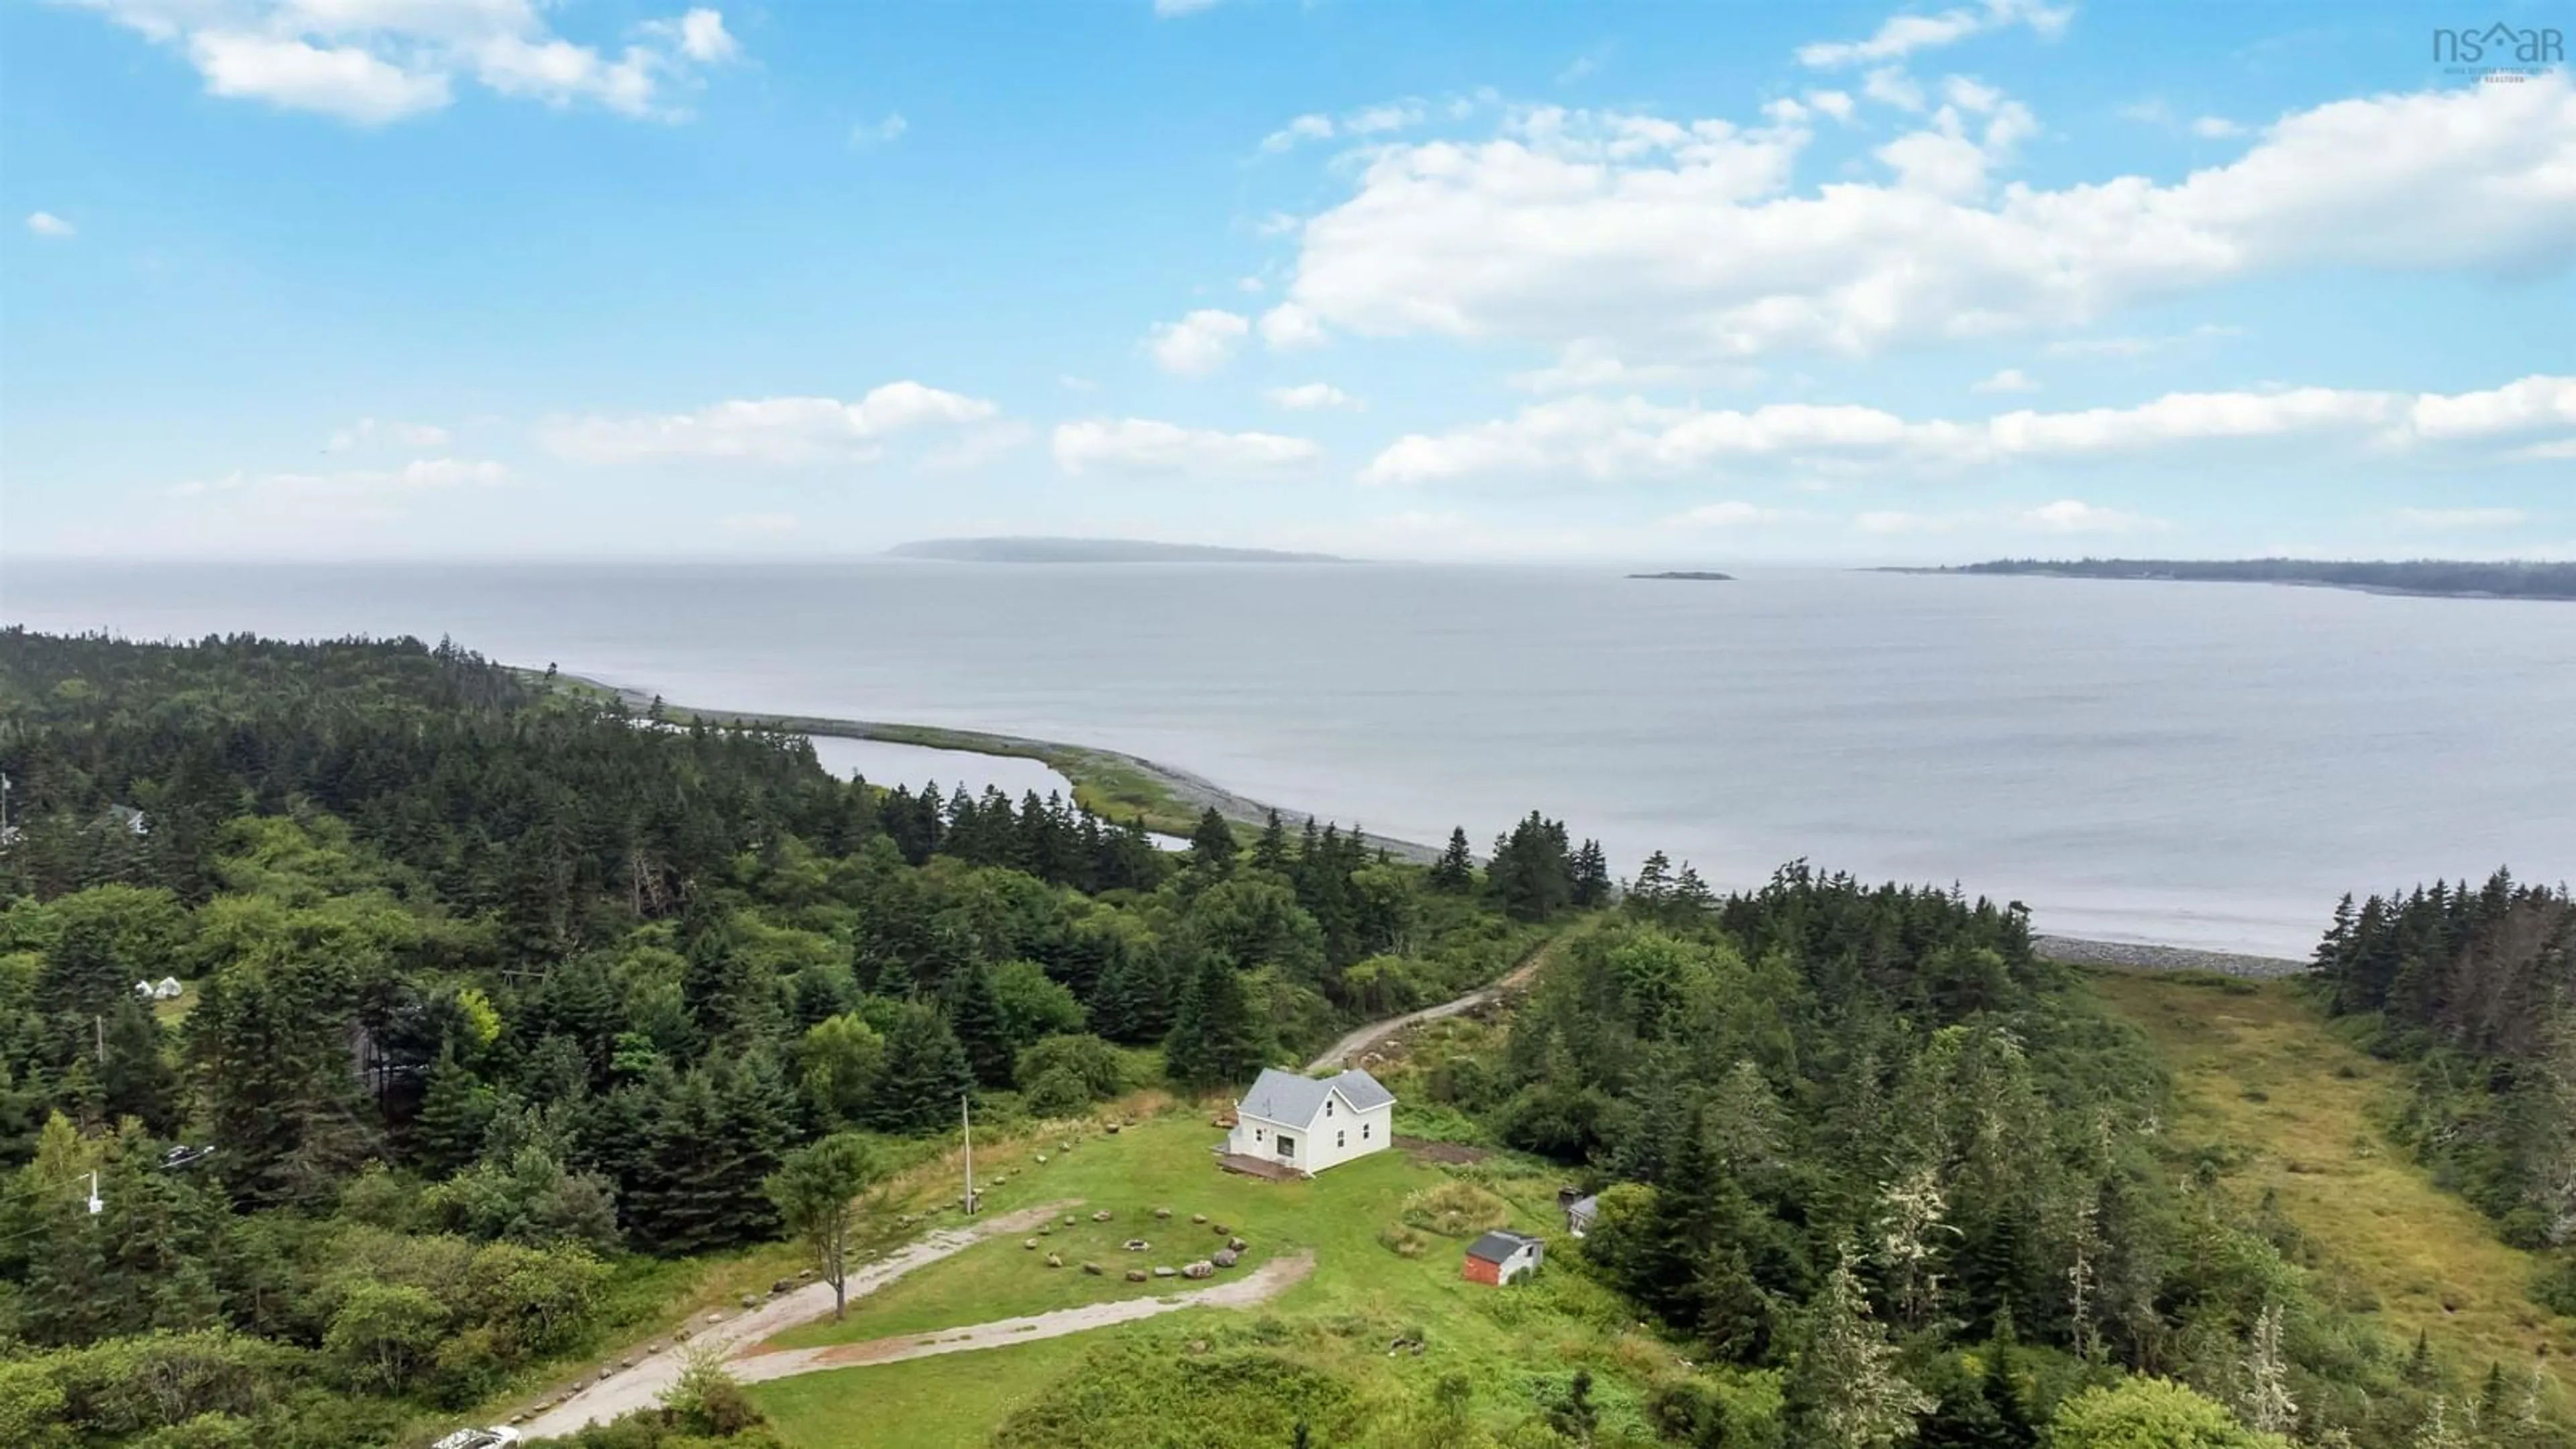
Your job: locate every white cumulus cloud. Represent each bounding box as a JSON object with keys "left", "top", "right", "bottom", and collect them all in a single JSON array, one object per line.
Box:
[
  {"left": 24, "top": 211, "right": 76, "bottom": 238},
  {"left": 1271, "top": 74, "right": 2576, "bottom": 367},
  {"left": 1797, "top": 0, "right": 2072, "bottom": 68},
  {"left": 1053, "top": 418, "right": 1320, "bottom": 474},
  {"left": 1359, "top": 375, "right": 2576, "bottom": 486},
  {"left": 1972, "top": 368, "right": 2039, "bottom": 393},
  {"left": 539, "top": 384, "right": 1004, "bottom": 465},
  {"left": 325, "top": 417, "right": 451, "bottom": 451},
  {"left": 1146, "top": 309, "right": 1251, "bottom": 375},
  {"left": 1267, "top": 383, "right": 1360, "bottom": 411},
  {"left": 67, "top": 0, "right": 743, "bottom": 124}
]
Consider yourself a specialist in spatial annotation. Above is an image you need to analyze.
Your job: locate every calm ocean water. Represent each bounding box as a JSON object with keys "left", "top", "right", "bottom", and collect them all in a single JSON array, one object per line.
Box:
[{"left": 7, "top": 559, "right": 2573, "bottom": 958}]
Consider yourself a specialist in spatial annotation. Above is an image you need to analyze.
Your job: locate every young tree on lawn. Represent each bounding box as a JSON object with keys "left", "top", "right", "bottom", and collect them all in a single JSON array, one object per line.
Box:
[{"left": 765, "top": 1133, "right": 877, "bottom": 1321}]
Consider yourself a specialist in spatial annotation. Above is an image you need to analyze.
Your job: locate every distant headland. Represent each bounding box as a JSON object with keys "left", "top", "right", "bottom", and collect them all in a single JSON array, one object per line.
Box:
[
  {"left": 1629, "top": 570, "right": 1735, "bottom": 582},
  {"left": 1882, "top": 557, "right": 2576, "bottom": 602},
  {"left": 888, "top": 536, "right": 1350, "bottom": 564}
]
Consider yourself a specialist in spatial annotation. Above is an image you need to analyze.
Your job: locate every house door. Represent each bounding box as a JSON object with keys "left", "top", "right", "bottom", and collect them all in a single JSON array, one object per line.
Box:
[{"left": 1275, "top": 1134, "right": 1295, "bottom": 1159}]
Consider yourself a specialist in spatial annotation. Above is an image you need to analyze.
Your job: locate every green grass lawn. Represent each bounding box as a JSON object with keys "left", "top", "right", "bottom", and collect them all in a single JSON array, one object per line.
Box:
[
  {"left": 771, "top": 1116, "right": 1394, "bottom": 1348},
  {"left": 771, "top": 1211, "right": 1277, "bottom": 1346},
  {"left": 751, "top": 1335, "right": 1097, "bottom": 1449},
  {"left": 743, "top": 1110, "right": 1658, "bottom": 1447}
]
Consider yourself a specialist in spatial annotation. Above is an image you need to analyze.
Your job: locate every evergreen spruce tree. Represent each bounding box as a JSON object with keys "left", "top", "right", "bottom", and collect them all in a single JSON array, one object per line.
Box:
[
  {"left": 411, "top": 1046, "right": 497, "bottom": 1174},
  {"left": 1165, "top": 955, "right": 1265, "bottom": 1089},
  {"left": 1252, "top": 810, "right": 1289, "bottom": 873},
  {"left": 1187, "top": 807, "right": 1237, "bottom": 876},
  {"left": 1984, "top": 1345, "right": 2038, "bottom": 1449},
  {"left": 1784, "top": 1246, "right": 1933, "bottom": 1449},
  {"left": 945, "top": 961, "right": 1016, "bottom": 1089},
  {"left": 1087, "top": 941, "right": 1159, "bottom": 1044},
  {"left": 624, "top": 1059, "right": 790, "bottom": 1253},
  {"left": 1430, "top": 827, "right": 1476, "bottom": 894},
  {"left": 99, "top": 996, "right": 178, "bottom": 1134},
  {"left": 1571, "top": 839, "right": 1612, "bottom": 908},
  {"left": 865, "top": 1002, "right": 973, "bottom": 1134}
]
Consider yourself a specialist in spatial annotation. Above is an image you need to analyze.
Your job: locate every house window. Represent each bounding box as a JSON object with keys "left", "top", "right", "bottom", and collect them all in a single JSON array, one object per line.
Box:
[
  {"left": 1336, "top": 1130, "right": 1346, "bottom": 1148},
  {"left": 1325, "top": 1099, "right": 1335, "bottom": 1117},
  {"left": 1362, "top": 1124, "right": 1371, "bottom": 1140},
  {"left": 1254, "top": 1128, "right": 1264, "bottom": 1142}
]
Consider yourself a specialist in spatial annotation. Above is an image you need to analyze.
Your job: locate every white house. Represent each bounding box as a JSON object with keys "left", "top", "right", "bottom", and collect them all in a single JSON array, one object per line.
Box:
[{"left": 1222, "top": 1067, "right": 1395, "bottom": 1176}]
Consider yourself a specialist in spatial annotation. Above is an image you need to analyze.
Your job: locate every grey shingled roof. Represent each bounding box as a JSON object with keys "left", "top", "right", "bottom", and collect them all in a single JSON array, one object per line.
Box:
[
  {"left": 1465, "top": 1230, "right": 1540, "bottom": 1263},
  {"left": 1237, "top": 1067, "right": 1396, "bottom": 1126}
]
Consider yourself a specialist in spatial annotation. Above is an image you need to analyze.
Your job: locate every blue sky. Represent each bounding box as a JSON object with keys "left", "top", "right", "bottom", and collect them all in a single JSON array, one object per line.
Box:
[{"left": 1, "top": 0, "right": 2569, "bottom": 562}]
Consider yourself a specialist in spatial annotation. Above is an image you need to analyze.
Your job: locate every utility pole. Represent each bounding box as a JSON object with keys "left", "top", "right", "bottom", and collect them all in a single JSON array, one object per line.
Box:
[
  {"left": 85, "top": 1171, "right": 101, "bottom": 1216},
  {"left": 961, "top": 1093, "right": 976, "bottom": 1216},
  {"left": 95, "top": 1015, "right": 105, "bottom": 1065}
]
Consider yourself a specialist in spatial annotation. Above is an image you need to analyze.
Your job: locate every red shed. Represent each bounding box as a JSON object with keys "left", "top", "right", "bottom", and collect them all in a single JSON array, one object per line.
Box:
[{"left": 1461, "top": 1230, "right": 1545, "bottom": 1286}]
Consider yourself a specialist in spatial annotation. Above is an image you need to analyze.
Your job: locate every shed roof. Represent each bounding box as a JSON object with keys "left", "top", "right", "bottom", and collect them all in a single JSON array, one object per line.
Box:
[
  {"left": 1464, "top": 1230, "right": 1540, "bottom": 1264},
  {"left": 1238, "top": 1067, "right": 1395, "bottom": 1126}
]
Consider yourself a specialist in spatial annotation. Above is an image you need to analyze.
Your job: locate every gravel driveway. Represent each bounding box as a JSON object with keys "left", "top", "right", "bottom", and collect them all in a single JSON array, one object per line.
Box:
[
  {"left": 518, "top": 1201, "right": 1073, "bottom": 1440},
  {"left": 728, "top": 1249, "right": 1318, "bottom": 1383}
]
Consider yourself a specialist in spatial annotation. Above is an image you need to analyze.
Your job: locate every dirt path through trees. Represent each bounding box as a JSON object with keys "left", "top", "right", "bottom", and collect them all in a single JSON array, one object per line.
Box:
[{"left": 1305, "top": 922, "right": 1585, "bottom": 1072}]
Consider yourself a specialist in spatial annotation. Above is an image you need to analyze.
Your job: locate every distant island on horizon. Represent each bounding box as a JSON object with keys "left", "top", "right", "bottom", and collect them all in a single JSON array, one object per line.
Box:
[
  {"left": 1629, "top": 570, "right": 1735, "bottom": 582},
  {"left": 888, "top": 536, "right": 1350, "bottom": 565},
  {"left": 1884, "top": 557, "right": 2576, "bottom": 601}
]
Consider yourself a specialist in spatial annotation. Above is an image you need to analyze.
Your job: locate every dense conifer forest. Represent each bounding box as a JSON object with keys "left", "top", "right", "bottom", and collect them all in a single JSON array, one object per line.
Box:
[
  {"left": 2310, "top": 875, "right": 2576, "bottom": 1312},
  {"left": 0, "top": 628, "right": 2563, "bottom": 1447}
]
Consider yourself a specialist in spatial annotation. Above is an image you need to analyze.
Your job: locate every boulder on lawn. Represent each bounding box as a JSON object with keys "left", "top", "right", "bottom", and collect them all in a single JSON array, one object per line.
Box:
[
  {"left": 1063, "top": 1214, "right": 1078, "bottom": 1226},
  {"left": 739, "top": 1293, "right": 758, "bottom": 1309},
  {"left": 1105, "top": 1122, "right": 1120, "bottom": 1134},
  {"left": 1123, "top": 1239, "right": 1150, "bottom": 1252},
  {"left": 771, "top": 1277, "right": 797, "bottom": 1295},
  {"left": 1024, "top": 1238, "right": 1040, "bottom": 1250},
  {"left": 1035, "top": 1154, "right": 1049, "bottom": 1165},
  {"left": 1212, "top": 1223, "right": 1231, "bottom": 1236},
  {"left": 1191, "top": 1214, "right": 1208, "bottom": 1224},
  {"left": 1153, "top": 1265, "right": 1177, "bottom": 1278},
  {"left": 1154, "top": 1207, "right": 1172, "bottom": 1220},
  {"left": 1213, "top": 1248, "right": 1239, "bottom": 1268},
  {"left": 1126, "top": 1269, "right": 1149, "bottom": 1282},
  {"left": 1228, "top": 1236, "right": 1246, "bottom": 1252},
  {"left": 1082, "top": 1262, "right": 1104, "bottom": 1275},
  {"left": 1091, "top": 1209, "right": 1113, "bottom": 1221},
  {"left": 1183, "top": 1260, "right": 1215, "bottom": 1279},
  {"left": 1045, "top": 1253, "right": 1063, "bottom": 1269}
]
